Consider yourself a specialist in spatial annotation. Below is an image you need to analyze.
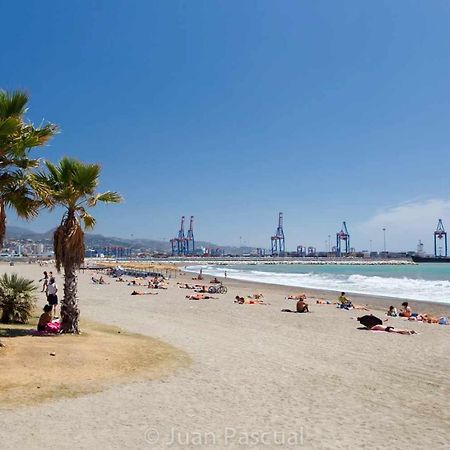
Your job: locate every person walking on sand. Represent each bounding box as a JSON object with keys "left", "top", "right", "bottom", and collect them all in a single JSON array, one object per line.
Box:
[{"left": 39, "top": 271, "right": 49, "bottom": 293}]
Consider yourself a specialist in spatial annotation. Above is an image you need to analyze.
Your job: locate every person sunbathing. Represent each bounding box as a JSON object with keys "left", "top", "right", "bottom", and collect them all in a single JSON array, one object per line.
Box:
[
  {"left": 282, "top": 299, "right": 309, "bottom": 313},
  {"left": 187, "top": 293, "right": 216, "bottom": 300},
  {"left": 287, "top": 293, "right": 306, "bottom": 300},
  {"left": 194, "top": 286, "right": 209, "bottom": 293},
  {"left": 412, "top": 314, "right": 439, "bottom": 323},
  {"left": 210, "top": 277, "right": 220, "bottom": 284},
  {"left": 131, "top": 290, "right": 158, "bottom": 295},
  {"left": 387, "top": 305, "right": 398, "bottom": 317},
  {"left": 353, "top": 304, "right": 370, "bottom": 311},
  {"left": 179, "top": 283, "right": 195, "bottom": 289},
  {"left": 37, "top": 304, "right": 53, "bottom": 332},
  {"left": 99, "top": 276, "right": 109, "bottom": 285},
  {"left": 399, "top": 302, "right": 412, "bottom": 317},
  {"left": 150, "top": 283, "right": 167, "bottom": 289},
  {"left": 370, "top": 324, "right": 417, "bottom": 335},
  {"left": 234, "top": 295, "right": 268, "bottom": 305}
]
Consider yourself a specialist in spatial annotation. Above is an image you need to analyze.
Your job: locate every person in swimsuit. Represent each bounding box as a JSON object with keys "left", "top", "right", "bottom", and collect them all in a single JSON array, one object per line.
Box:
[
  {"left": 37, "top": 304, "right": 52, "bottom": 332},
  {"left": 399, "top": 302, "right": 411, "bottom": 317}
]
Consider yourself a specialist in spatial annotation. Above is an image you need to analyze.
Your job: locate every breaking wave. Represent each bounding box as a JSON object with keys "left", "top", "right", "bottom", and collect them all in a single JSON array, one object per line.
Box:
[{"left": 185, "top": 265, "right": 450, "bottom": 304}]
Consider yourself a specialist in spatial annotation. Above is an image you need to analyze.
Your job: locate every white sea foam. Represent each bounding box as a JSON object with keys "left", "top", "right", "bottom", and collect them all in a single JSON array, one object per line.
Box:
[{"left": 185, "top": 265, "right": 450, "bottom": 304}]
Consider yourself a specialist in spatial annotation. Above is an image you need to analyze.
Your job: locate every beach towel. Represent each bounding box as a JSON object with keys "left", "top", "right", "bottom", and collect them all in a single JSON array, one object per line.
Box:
[{"left": 45, "top": 322, "right": 61, "bottom": 333}]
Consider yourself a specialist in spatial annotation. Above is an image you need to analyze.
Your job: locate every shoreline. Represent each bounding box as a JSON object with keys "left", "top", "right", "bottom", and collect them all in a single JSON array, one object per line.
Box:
[{"left": 181, "top": 267, "right": 450, "bottom": 317}]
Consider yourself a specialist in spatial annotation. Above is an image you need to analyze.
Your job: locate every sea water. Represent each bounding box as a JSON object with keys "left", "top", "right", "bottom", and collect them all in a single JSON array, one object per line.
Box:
[{"left": 185, "top": 263, "right": 450, "bottom": 304}]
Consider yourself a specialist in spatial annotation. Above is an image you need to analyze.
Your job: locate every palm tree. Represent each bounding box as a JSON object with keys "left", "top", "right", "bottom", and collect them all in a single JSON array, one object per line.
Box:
[
  {"left": 0, "top": 273, "right": 37, "bottom": 324},
  {"left": 0, "top": 90, "right": 57, "bottom": 246},
  {"left": 34, "top": 157, "right": 122, "bottom": 333}
]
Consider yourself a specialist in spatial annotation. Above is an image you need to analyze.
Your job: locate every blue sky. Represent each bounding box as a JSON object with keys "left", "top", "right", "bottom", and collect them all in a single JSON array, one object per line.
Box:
[{"left": 2, "top": 0, "right": 450, "bottom": 252}]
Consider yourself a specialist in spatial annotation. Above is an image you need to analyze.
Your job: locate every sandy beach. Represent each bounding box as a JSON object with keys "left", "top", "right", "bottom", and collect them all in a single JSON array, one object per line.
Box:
[{"left": 1, "top": 262, "right": 450, "bottom": 449}]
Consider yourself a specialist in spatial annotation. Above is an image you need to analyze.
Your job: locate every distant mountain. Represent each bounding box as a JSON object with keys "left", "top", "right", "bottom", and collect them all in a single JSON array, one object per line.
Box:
[
  {"left": 5, "top": 226, "right": 52, "bottom": 240},
  {"left": 5, "top": 225, "right": 258, "bottom": 254}
]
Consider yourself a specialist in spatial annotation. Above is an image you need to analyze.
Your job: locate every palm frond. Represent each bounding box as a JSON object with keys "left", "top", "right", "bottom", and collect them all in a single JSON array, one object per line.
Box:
[
  {"left": 0, "top": 117, "right": 20, "bottom": 137},
  {"left": 0, "top": 272, "right": 37, "bottom": 324},
  {"left": 88, "top": 191, "right": 123, "bottom": 206},
  {"left": 80, "top": 210, "right": 96, "bottom": 229},
  {"left": 0, "top": 90, "right": 28, "bottom": 119}
]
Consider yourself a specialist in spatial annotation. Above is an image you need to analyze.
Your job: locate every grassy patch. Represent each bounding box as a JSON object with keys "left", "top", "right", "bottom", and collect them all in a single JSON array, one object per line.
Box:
[{"left": 0, "top": 319, "right": 190, "bottom": 408}]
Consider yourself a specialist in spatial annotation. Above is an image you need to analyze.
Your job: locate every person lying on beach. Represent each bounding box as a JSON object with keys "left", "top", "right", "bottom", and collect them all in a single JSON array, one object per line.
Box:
[
  {"left": 282, "top": 299, "right": 310, "bottom": 313},
  {"left": 316, "top": 299, "right": 332, "bottom": 304},
  {"left": 234, "top": 295, "right": 268, "bottom": 305},
  {"left": 353, "top": 304, "right": 370, "bottom": 311},
  {"left": 194, "top": 285, "right": 209, "bottom": 293},
  {"left": 387, "top": 305, "right": 398, "bottom": 317},
  {"left": 399, "top": 302, "right": 412, "bottom": 317},
  {"left": 187, "top": 293, "right": 217, "bottom": 300},
  {"left": 287, "top": 293, "right": 306, "bottom": 300},
  {"left": 37, "top": 304, "right": 53, "bottom": 332},
  {"left": 179, "top": 283, "right": 195, "bottom": 289},
  {"left": 369, "top": 325, "right": 417, "bottom": 335},
  {"left": 148, "top": 282, "right": 168, "bottom": 289},
  {"left": 408, "top": 313, "right": 440, "bottom": 323},
  {"left": 131, "top": 290, "right": 158, "bottom": 296},
  {"left": 245, "top": 294, "right": 264, "bottom": 300}
]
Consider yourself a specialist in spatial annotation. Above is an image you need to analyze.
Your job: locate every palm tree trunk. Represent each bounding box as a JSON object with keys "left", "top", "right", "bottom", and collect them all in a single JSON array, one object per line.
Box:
[
  {"left": 0, "top": 198, "right": 6, "bottom": 248},
  {"left": 60, "top": 263, "right": 80, "bottom": 333}
]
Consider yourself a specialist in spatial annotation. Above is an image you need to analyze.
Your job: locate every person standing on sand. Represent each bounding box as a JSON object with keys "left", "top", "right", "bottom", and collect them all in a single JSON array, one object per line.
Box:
[{"left": 47, "top": 277, "right": 58, "bottom": 316}]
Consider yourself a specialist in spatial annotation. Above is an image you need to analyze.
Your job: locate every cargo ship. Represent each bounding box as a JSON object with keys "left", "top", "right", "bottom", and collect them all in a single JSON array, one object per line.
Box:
[{"left": 411, "top": 255, "right": 450, "bottom": 263}]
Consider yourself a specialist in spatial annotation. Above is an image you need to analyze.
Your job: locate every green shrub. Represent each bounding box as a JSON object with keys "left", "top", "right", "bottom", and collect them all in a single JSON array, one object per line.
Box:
[{"left": 0, "top": 273, "right": 37, "bottom": 324}]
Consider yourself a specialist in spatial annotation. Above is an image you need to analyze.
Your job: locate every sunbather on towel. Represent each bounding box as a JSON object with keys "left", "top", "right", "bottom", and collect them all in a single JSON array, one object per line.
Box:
[
  {"left": 370, "top": 325, "right": 417, "bottom": 335},
  {"left": 287, "top": 293, "right": 306, "bottom": 300},
  {"left": 234, "top": 295, "right": 268, "bottom": 305},
  {"left": 187, "top": 294, "right": 217, "bottom": 300},
  {"left": 131, "top": 291, "right": 158, "bottom": 295}
]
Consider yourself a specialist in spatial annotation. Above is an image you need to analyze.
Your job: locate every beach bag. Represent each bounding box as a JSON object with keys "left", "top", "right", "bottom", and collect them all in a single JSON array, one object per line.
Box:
[{"left": 438, "top": 317, "right": 449, "bottom": 325}]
